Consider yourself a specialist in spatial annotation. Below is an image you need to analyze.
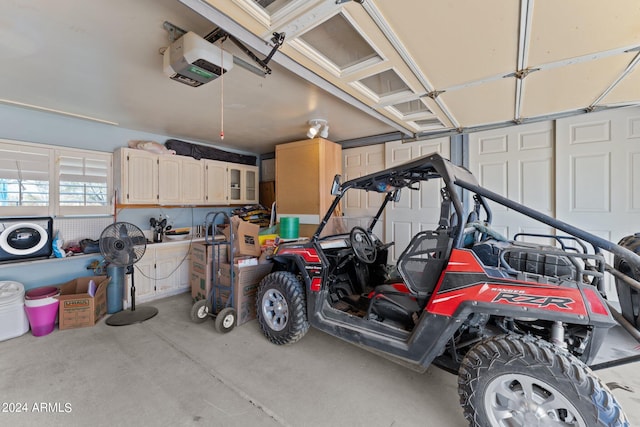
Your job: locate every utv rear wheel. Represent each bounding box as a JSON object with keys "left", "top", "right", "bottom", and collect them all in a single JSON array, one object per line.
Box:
[
  {"left": 614, "top": 233, "right": 640, "bottom": 327},
  {"left": 458, "top": 335, "right": 627, "bottom": 427},
  {"left": 257, "top": 271, "right": 309, "bottom": 345}
]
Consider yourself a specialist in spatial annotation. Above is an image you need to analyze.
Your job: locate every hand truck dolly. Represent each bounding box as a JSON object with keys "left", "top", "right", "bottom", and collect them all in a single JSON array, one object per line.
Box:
[{"left": 190, "top": 211, "right": 237, "bottom": 333}]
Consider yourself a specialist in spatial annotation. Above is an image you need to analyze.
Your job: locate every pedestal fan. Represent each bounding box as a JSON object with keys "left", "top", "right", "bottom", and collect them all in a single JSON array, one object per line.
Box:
[{"left": 100, "top": 222, "right": 158, "bottom": 326}]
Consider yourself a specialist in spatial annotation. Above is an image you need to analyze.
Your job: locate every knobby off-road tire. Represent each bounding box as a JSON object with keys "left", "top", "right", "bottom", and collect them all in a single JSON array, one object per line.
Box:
[
  {"left": 458, "top": 334, "right": 628, "bottom": 427},
  {"left": 614, "top": 233, "right": 640, "bottom": 327},
  {"left": 256, "top": 271, "right": 310, "bottom": 345}
]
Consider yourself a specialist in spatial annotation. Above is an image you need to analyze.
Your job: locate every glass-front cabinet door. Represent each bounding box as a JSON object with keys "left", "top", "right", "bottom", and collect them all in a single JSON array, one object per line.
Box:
[
  {"left": 228, "top": 166, "right": 242, "bottom": 203},
  {"left": 243, "top": 166, "right": 258, "bottom": 204}
]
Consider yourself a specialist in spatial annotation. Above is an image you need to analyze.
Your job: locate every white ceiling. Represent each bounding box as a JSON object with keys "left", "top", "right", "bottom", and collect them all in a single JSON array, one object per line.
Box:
[{"left": 2, "top": 0, "right": 640, "bottom": 155}]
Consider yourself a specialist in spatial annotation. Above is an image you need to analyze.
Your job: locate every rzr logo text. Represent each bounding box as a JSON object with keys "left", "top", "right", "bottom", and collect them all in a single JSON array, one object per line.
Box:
[{"left": 492, "top": 292, "right": 574, "bottom": 309}]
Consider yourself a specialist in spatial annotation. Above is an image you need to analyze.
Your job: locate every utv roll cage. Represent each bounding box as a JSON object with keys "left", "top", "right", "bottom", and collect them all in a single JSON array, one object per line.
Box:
[{"left": 313, "top": 152, "right": 640, "bottom": 340}]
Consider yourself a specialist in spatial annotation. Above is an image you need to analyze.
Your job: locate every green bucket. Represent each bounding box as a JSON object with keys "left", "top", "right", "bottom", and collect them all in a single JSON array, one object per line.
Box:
[{"left": 280, "top": 217, "right": 299, "bottom": 239}]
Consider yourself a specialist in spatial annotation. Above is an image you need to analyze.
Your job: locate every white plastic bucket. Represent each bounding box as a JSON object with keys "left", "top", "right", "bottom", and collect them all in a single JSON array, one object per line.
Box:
[
  {"left": 0, "top": 281, "right": 29, "bottom": 341},
  {"left": 0, "top": 281, "right": 25, "bottom": 305},
  {"left": 24, "top": 296, "right": 60, "bottom": 308}
]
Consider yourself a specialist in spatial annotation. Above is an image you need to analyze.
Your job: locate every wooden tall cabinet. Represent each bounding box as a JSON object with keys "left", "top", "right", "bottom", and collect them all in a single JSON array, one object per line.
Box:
[{"left": 275, "top": 138, "right": 342, "bottom": 225}]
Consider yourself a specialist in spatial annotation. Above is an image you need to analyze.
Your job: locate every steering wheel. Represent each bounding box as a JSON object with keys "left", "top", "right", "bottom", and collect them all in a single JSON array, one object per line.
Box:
[{"left": 350, "top": 226, "right": 377, "bottom": 264}]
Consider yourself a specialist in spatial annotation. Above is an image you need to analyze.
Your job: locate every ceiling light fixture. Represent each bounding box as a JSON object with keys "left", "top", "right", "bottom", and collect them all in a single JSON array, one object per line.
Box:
[{"left": 306, "top": 119, "right": 328, "bottom": 139}]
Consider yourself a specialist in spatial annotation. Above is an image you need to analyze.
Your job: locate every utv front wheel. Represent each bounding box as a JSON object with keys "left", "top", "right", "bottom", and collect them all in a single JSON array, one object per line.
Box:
[
  {"left": 257, "top": 271, "right": 309, "bottom": 345},
  {"left": 458, "top": 335, "right": 628, "bottom": 427}
]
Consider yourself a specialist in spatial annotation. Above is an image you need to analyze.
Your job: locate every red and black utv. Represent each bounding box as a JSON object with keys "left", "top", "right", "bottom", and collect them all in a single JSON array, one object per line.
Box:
[{"left": 256, "top": 153, "right": 640, "bottom": 426}]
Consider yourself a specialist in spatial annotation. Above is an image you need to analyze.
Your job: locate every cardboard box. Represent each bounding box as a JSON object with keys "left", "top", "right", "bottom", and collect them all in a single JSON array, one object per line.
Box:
[
  {"left": 221, "top": 216, "right": 261, "bottom": 259},
  {"left": 190, "top": 269, "right": 209, "bottom": 301},
  {"left": 218, "top": 262, "right": 273, "bottom": 288},
  {"left": 56, "top": 276, "right": 109, "bottom": 330},
  {"left": 190, "top": 242, "right": 227, "bottom": 301},
  {"left": 238, "top": 221, "right": 261, "bottom": 257},
  {"left": 191, "top": 242, "right": 227, "bottom": 265},
  {"left": 191, "top": 262, "right": 272, "bottom": 325}
]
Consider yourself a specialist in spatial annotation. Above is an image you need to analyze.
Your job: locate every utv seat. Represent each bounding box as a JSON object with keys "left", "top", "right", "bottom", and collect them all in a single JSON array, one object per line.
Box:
[
  {"left": 368, "top": 229, "right": 452, "bottom": 329},
  {"left": 472, "top": 238, "right": 577, "bottom": 279}
]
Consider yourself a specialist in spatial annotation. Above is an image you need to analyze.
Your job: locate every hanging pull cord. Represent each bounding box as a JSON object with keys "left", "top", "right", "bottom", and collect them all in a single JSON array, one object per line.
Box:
[{"left": 220, "top": 40, "right": 225, "bottom": 140}]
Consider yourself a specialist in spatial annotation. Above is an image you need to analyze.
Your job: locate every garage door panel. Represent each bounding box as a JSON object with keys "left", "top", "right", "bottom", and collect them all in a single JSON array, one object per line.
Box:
[
  {"left": 418, "top": 222, "right": 438, "bottom": 233},
  {"left": 417, "top": 140, "right": 445, "bottom": 157},
  {"left": 420, "top": 180, "right": 442, "bottom": 211},
  {"left": 344, "top": 153, "right": 363, "bottom": 168},
  {"left": 629, "top": 117, "right": 640, "bottom": 139},
  {"left": 631, "top": 152, "right": 640, "bottom": 211},
  {"left": 388, "top": 144, "right": 412, "bottom": 164},
  {"left": 556, "top": 107, "right": 640, "bottom": 300},
  {"left": 342, "top": 145, "right": 386, "bottom": 228},
  {"left": 366, "top": 192, "right": 383, "bottom": 210},
  {"left": 479, "top": 135, "right": 508, "bottom": 154},
  {"left": 570, "top": 120, "right": 611, "bottom": 145},
  {"left": 393, "top": 190, "right": 413, "bottom": 210},
  {"left": 390, "top": 220, "right": 413, "bottom": 263},
  {"left": 384, "top": 138, "right": 450, "bottom": 258},
  {"left": 478, "top": 162, "right": 508, "bottom": 213},
  {"left": 441, "top": 79, "right": 516, "bottom": 127},
  {"left": 570, "top": 153, "right": 610, "bottom": 212},
  {"left": 600, "top": 66, "right": 640, "bottom": 106},
  {"left": 522, "top": 54, "right": 634, "bottom": 118},
  {"left": 521, "top": 159, "right": 552, "bottom": 212},
  {"left": 528, "top": 0, "right": 640, "bottom": 64},
  {"left": 344, "top": 170, "right": 363, "bottom": 210},
  {"left": 519, "top": 128, "right": 553, "bottom": 150},
  {"left": 470, "top": 121, "right": 554, "bottom": 241},
  {"left": 367, "top": 150, "right": 384, "bottom": 166}
]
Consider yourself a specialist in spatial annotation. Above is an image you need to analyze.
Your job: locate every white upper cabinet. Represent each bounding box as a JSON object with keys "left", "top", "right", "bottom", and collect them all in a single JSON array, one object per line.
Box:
[
  {"left": 204, "top": 159, "right": 228, "bottom": 205},
  {"left": 114, "top": 148, "right": 158, "bottom": 205},
  {"left": 179, "top": 156, "right": 205, "bottom": 205},
  {"left": 115, "top": 147, "right": 257, "bottom": 206},
  {"left": 158, "top": 155, "right": 182, "bottom": 205},
  {"left": 228, "top": 164, "right": 259, "bottom": 205}
]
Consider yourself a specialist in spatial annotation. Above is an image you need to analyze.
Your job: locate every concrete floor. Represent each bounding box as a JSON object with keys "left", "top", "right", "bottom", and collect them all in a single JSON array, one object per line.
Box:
[{"left": 2, "top": 293, "right": 640, "bottom": 426}]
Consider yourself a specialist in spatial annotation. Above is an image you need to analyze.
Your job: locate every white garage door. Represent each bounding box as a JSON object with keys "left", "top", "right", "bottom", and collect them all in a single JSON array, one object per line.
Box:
[
  {"left": 468, "top": 106, "right": 640, "bottom": 300},
  {"left": 468, "top": 121, "right": 555, "bottom": 241},
  {"left": 555, "top": 107, "right": 640, "bottom": 298}
]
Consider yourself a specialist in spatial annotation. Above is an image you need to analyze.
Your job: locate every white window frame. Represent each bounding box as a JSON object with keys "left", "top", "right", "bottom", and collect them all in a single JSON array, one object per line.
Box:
[
  {"left": 0, "top": 138, "right": 113, "bottom": 217},
  {"left": 0, "top": 139, "right": 54, "bottom": 216},
  {"left": 55, "top": 148, "right": 113, "bottom": 216}
]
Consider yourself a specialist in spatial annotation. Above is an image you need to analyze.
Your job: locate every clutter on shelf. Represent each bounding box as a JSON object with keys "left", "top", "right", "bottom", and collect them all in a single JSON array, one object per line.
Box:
[
  {"left": 128, "top": 140, "right": 176, "bottom": 155},
  {"left": 231, "top": 204, "right": 271, "bottom": 227},
  {"left": 150, "top": 216, "right": 170, "bottom": 243},
  {"left": 165, "top": 138, "right": 256, "bottom": 165}
]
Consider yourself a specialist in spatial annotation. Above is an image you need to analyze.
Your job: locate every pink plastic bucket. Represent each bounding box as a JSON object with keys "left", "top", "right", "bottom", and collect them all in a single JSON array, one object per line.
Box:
[
  {"left": 24, "top": 286, "right": 60, "bottom": 337},
  {"left": 24, "top": 300, "right": 59, "bottom": 336}
]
